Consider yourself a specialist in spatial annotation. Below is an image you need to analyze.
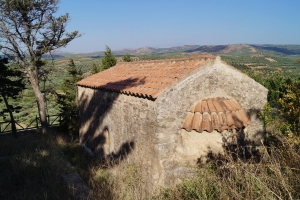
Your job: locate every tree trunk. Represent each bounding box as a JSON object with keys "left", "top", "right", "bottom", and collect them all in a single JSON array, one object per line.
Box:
[
  {"left": 30, "top": 78, "right": 49, "bottom": 134},
  {"left": 2, "top": 93, "right": 17, "bottom": 137}
]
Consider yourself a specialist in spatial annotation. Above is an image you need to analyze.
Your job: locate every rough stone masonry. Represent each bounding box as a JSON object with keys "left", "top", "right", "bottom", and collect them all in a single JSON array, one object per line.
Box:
[{"left": 77, "top": 56, "right": 268, "bottom": 188}]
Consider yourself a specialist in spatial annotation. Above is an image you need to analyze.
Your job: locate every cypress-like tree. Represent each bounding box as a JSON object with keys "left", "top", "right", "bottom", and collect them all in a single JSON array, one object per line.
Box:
[
  {"left": 91, "top": 61, "right": 100, "bottom": 74},
  {"left": 56, "top": 59, "right": 83, "bottom": 135},
  {"left": 101, "top": 46, "right": 117, "bottom": 70},
  {"left": 122, "top": 53, "right": 132, "bottom": 62},
  {"left": 0, "top": 58, "right": 25, "bottom": 137}
]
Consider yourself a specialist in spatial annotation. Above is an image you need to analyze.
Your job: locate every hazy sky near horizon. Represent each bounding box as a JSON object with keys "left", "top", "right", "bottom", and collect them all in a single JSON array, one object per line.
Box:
[{"left": 57, "top": 0, "right": 300, "bottom": 53}]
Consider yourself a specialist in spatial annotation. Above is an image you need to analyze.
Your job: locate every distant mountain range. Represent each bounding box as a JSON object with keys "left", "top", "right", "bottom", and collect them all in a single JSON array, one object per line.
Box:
[{"left": 45, "top": 44, "right": 300, "bottom": 59}]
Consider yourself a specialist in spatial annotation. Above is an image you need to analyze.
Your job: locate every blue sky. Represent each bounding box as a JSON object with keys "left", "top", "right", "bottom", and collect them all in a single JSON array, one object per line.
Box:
[{"left": 57, "top": 0, "right": 300, "bottom": 53}]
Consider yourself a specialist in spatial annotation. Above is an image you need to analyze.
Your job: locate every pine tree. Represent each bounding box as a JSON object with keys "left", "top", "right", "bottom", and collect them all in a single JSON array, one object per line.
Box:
[
  {"left": 0, "top": 58, "right": 25, "bottom": 137},
  {"left": 0, "top": 0, "right": 80, "bottom": 134},
  {"left": 56, "top": 59, "right": 83, "bottom": 135},
  {"left": 101, "top": 46, "right": 117, "bottom": 70}
]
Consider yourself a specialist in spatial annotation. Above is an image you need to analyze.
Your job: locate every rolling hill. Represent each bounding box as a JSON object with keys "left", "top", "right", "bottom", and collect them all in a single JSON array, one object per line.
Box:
[{"left": 49, "top": 44, "right": 300, "bottom": 59}]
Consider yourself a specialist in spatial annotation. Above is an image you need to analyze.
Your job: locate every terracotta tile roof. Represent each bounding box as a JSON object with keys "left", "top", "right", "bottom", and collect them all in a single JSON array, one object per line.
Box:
[
  {"left": 182, "top": 97, "right": 250, "bottom": 133},
  {"left": 77, "top": 55, "right": 216, "bottom": 99}
]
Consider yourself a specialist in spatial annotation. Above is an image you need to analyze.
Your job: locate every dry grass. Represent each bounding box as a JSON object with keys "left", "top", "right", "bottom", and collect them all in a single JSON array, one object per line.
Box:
[
  {"left": 1, "top": 130, "right": 300, "bottom": 200},
  {"left": 57, "top": 136, "right": 154, "bottom": 199},
  {"left": 58, "top": 134, "right": 300, "bottom": 200},
  {"left": 158, "top": 137, "right": 300, "bottom": 200}
]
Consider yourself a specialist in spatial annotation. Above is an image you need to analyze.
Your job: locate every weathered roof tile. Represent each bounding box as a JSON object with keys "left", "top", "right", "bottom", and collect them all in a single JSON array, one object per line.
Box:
[
  {"left": 189, "top": 105, "right": 195, "bottom": 113},
  {"left": 218, "top": 112, "right": 229, "bottom": 131},
  {"left": 226, "top": 111, "right": 236, "bottom": 129},
  {"left": 182, "top": 98, "right": 250, "bottom": 133},
  {"left": 230, "top": 100, "right": 242, "bottom": 110},
  {"left": 232, "top": 111, "right": 244, "bottom": 128},
  {"left": 207, "top": 100, "right": 217, "bottom": 112},
  {"left": 211, "top": 112, "right": 220, "bottom": 132},
  {"left": 202, "top": 112, "right": 212, "bottom": 132},
  {"left": 201, "top": 100, "right": 209, "bottom": 113},
  {"left": 223, "top": 99, "right": 236, "bottom": 111},
  {"left": 77, "top": 55, "right": 215, "bottom": 99},
  {"left": 194, "top": 102, "right": 202, "bottom": 112},
  {"left": 192, "top": 112, "right": 202, "bottom": 132},
  {"left": 219, "top": 100, "right": 230, "bottom": 111},
  {"left": 239, "top": 110, "right": 251, "bottom": 126},
  {"left": 213, "top": 100, "right": 224, "bottom": 112},
  {"left": 183, "top": 112, "right": 194, "bottom": 132}
]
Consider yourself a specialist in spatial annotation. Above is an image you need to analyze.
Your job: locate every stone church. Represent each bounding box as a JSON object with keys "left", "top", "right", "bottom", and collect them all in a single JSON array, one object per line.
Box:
[{"left": 77, "top": 55, "right": 267, "bottom": 187}]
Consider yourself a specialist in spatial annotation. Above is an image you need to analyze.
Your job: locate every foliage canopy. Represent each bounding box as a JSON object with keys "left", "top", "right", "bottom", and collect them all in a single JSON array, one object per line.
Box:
[
  {"left": 56, "top": 59, "right": 83, "bottom": 135},
  {"left": 91, "top": 61, "right": 100, "bottom": 75},
  {"left": 0, "top": 58, "right": 25, "bottom": 136},
  {"left": 122, "top": 54, "right": 132, "bottom": 62},
  {"left": 0, "top": 0, "right": 80, "bottom": 133},
  {"left": 101, "top": 46, "right": 117, "bottom": 70}
]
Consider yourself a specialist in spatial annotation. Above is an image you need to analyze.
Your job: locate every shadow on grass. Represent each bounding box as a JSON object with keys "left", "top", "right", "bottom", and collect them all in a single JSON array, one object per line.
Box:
[
  {"left": 56, "top": 134, "right": 116, "bottom": 199},
  {"left": 0, "top": 132, "right": 79, "bottom": 199}
]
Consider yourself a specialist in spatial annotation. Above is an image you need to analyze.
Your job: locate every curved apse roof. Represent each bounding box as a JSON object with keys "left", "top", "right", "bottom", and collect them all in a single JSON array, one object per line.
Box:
[
  {"left": 182, "top": 97, "right": 250, "bottom": 133},
  {"left": 77, "top": 55, "right": 216, "bottom": 99}
]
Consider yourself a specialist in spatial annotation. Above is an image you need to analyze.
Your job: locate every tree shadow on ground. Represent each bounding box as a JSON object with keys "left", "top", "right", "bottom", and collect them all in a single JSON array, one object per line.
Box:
[{"left": 0, "top": 133, "right": 79, "bottom": 199}]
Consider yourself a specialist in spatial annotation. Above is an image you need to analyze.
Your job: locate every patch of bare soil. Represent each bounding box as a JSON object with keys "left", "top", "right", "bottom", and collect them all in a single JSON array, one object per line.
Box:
[
  {"left": 265, "top": 57, "right": 277, "bottom": 62},
  {"left": 249, "top": 46, "right": 257, "bottom": 52},
  {"left": 222, "top": 44, "right": 256, "bottom": 53},
  {"left": 250, "top": 66, "right": 268, "bottom": 69},
  {"left": 80, "top": 58, "right": 93, "bottom": 60}
]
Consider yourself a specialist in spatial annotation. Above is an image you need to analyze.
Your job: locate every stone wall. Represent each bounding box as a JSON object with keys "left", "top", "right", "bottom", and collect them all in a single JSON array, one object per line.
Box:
[
  {"left": 78, "top": 86, "right": 159, "bottom": 185},
  {"left": 77, "top": 57, "right": 268, "bottom": 189},
  {"left": 155, "top": 57, "right": 268, "bottom": 186}
]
